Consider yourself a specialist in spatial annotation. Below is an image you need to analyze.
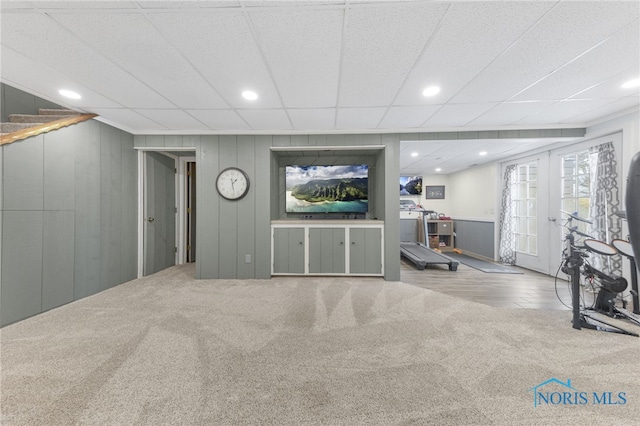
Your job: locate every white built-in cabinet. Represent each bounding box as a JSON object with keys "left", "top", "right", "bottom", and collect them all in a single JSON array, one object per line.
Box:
[{"left": 271, "top": 221, "right": 384, "bottom": 276}]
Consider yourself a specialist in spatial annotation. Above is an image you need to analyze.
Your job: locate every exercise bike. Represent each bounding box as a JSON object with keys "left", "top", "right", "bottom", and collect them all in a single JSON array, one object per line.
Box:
[{"left": 560, "top": 211, "right": 638, "bottom": 336}]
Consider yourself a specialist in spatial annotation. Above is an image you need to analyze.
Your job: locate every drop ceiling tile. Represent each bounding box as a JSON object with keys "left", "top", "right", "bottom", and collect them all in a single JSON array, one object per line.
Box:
[
  {"left": 430, "top": 140, "right": 484, "bottom": 157},
  {"left": 0, "top": 1, "right": 34, "bottom": 9},
  {"left": 450, "top": 1, "right": 640, "bottom": 104},
  {"left": 134, "top": 109, "right": 210, "bottom": 131},
  {"left": 571, "top": 66, "right": 640, "bottom": 99},
  {"left": 0, "top": 47, "right": 121, "bottom": 110},
  {"left": 1, "top": 12, "right": 175, "bottom": 109},
  {"left": 244, "top": 1, "right": 343, "bottom": 6},
  {"left": 394, "top": 1, "right": 554, "bottom": 106},
  {"left": 401, "top": 140, "right": 443, "bottom": 153},
  {"left": 565, "top": 96, "right": 640, "bottom": 124},
  {"left": 2, "top": 1, "right": 637, "bottom": 134},
  {"left": 31, "top": 1, "right": 138, "bottom": 9},
  {"left": 288, "top": 109, "right": 335, "bottom": 130},
  {"left": 249, "top": 8, "right": 343, "bottom": 108},
  {"left": 378, "top": 106, "right": 441, "bottom": 129},
  {"left": 147, "top": 10, "right": 282, "bottom": 109},
  {"left": 510, "top": 22, "right": 640, "bottom": 102},
  {"left": 338, "top": 2, "right": 449, "bottom": 107},
  {"left": 236, "top": 109, "right": 292, "bottom": 130},
  {"left": 514, "top": 99, "right": 615, "bottom": 125},
  {"left": 91, "top": 108, "right": 166, "bottom": 132},
  {"left": 468, "top": 101, "right": 557, "bottom": 127},
  {"left": 50, "top": 12, "right": 228, "bottom": 109},
  {"left": 138, "top": 1, "right": 241, "bottom": 8},
  {"left": 423, "top": 103, "right": 498, "bottom": 128},
  {"left": 186, "top": 109, "right": 251, "bottom": 131},
  {"left": 335, "top": 107, "right": 387, "bottom": 130}
]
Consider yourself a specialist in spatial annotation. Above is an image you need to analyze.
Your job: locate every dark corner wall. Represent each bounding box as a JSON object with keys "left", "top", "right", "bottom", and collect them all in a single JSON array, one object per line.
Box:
[{"left": 1, "top": 84, "right": 137, "bottom": 326}]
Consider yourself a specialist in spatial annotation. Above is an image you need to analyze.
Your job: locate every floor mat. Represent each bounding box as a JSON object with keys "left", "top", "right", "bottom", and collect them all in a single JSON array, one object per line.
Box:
[{"left": 444, "top": 252, "right": 523, "bottom": 274}]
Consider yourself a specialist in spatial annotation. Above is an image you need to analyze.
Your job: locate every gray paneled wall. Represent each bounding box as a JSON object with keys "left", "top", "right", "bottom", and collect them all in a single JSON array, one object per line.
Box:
[
  {"left": 134, "top": 133, "right": 401, "bottom": 281},
  {"left": 1, "top": 119, "right": 137, "bottom": 326},
  {"left": 453, "top": 219, "right": 495, "bottom": 260}
]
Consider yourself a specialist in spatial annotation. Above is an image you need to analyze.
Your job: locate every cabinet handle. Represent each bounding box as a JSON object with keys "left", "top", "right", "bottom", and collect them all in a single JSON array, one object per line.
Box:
[
  {"left": 351, "top": 242, "right": 356, "bottom": 245},
  {"left": 339, "top": 242, "right": 344, "bottom": 245}
]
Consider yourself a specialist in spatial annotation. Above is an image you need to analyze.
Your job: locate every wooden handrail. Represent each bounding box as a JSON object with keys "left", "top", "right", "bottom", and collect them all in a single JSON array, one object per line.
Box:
[{"left": 0, "top": 113, "right": 98, "bottom": 146}]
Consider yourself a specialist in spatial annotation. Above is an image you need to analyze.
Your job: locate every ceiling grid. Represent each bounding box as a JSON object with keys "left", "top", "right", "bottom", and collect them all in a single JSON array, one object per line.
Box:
[{"left": 0, "top": 0, "right": 637, "bottom": 170}]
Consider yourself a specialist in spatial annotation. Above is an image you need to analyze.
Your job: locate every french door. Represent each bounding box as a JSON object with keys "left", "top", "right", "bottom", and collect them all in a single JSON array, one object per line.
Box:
[
  {"left": 500, "top": 132, "right": 622, "bottom": 276},
  {"left": 501, "top": 153, "right": 550, "bottom": 274},
  {"left": 548, "top": 133, "right": 623, "bottom": 275}
]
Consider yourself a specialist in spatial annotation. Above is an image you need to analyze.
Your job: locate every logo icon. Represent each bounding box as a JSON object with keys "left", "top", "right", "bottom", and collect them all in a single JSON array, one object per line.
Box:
[
  {"left": 528, "top": 378, "right": 627, "bottom": 407},
  {"left": 528, "top": 378, "right": 578, "bottom": 408}
]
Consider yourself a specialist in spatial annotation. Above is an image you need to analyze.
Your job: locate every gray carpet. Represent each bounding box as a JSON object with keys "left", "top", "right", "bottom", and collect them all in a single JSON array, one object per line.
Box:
[
  {"left": 2, "top": 264, "right": 640, "bottom": 425},
  {"left": 444, "top": 253, "right": 523, "bottom": 274}
]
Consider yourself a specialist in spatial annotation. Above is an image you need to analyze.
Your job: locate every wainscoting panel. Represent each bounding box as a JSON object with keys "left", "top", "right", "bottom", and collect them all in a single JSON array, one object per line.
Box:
[{"left": 453, "top": 219, "right": 495, "bottom": 260}]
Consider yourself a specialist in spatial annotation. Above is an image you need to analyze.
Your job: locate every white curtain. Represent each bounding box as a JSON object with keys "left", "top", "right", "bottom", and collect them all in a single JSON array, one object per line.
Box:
[{"left": 498, "top": 165, "right": 517, "bottom": 265}]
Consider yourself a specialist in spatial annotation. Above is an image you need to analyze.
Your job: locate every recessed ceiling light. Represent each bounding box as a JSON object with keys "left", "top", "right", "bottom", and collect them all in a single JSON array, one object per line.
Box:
[
  {"left": 58, "top": 89, "right": 81, "bottom": 100},
  {"left": 479, "top": 151, "right": 488, "bottom": 156},
  {"left": 242, "top": 90, "right": 258, "bottom": 100},
  {"left": 435, "top": 168, "right": 442, "bottom": 172},
  {"left": 422, "top": 86, "right": 440, "bottom": 97},
  {"left": 621, "top": 78, "right": 640, "bottom": 89},
  {"left": 411, "top": 152, "right": 418, "bottom": 157}
]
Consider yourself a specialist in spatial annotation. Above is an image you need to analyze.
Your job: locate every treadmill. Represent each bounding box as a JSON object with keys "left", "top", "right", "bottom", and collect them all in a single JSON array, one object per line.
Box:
[{"left": 399, "top": 206, "right": 459, "bottom": 271}]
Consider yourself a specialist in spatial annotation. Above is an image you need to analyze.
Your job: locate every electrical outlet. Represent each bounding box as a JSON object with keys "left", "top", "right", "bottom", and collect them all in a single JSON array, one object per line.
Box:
[{"left": 245, "top": 254, "right": 251, "bottom": 264}]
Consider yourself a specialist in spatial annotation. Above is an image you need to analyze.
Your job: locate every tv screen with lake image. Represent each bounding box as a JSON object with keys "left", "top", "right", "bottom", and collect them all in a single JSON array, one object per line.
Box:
[
  {"left": 400, "top": 176, "right": 422, "bottom": 195},
  {"left": 285, "top": 165, "right": 369, "bottom": 213}
]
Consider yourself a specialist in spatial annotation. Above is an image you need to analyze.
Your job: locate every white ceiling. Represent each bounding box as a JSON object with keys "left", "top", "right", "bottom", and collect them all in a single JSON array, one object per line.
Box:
[{"left": 1, "top": 0, "right": 639, "bottom": 174}]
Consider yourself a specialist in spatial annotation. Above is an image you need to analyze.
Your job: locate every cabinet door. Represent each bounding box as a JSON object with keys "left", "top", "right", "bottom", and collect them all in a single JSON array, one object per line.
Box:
[
  {"left": 273, "top": 228, "right": 305, "bottom": 273},
  {"left": 437, "top": 220, "right": 453, "bottom": 249},
  {"left": 309, "top": 228, "right": 345, "bottom": 273},
  {"left": 437, "top": 221, "right": 451, "bottom": 235},
  {"left": 349, "top": 228, "right": 382, "bottom": 274}
]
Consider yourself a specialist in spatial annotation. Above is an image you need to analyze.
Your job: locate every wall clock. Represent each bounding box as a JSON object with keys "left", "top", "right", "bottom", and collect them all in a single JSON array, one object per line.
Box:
[{"left": 216, "top": 167, "right": 250, "bottom": 201}]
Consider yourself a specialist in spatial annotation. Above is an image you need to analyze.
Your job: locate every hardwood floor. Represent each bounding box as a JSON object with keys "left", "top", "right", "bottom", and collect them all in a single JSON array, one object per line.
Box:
[{"left": 400, "top": 257, "right": 583, "bottom": 310}]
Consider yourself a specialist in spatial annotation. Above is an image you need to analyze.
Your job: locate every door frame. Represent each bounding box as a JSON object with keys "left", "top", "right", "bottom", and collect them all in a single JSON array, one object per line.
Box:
[
  {"left": 547, "top": 132, "right": 623, "bottom": 275},
  {"left": 500, "top": 152, "right": 551, "bottom": 274},
  {"left": 177, "top": 156, "right": 196, "bottom": 265},
  {"left": 135, "top": 147, "right": 195, "bottom": 278}
]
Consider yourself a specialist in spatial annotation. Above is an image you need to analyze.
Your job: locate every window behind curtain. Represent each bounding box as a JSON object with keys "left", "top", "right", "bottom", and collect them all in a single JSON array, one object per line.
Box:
[
  {"left": 561, "top": 151, "right": 591, "bottom": 236},
  {"left": 512, "top": 162, "right": 538, "bottom": 256}
]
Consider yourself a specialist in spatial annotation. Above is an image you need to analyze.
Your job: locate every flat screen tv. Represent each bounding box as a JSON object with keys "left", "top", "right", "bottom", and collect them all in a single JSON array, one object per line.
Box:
[
  {"left": 286, "top": 165, "right": 369, "bottom": 213},
  {"left": 400, "top": 176, "right": 422, "bottom": 195}
]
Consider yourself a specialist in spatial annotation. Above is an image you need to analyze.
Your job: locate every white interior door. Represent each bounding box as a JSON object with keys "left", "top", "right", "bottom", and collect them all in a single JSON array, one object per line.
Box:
[
  {"left": 548, "top": 133, "right": 623, "bottom": 275},
  {"left": 501, "top": 134, "right": 623, "bottom": 277},
  {"left": 502, "top": 153, "right": 550, "bottom": 274}
]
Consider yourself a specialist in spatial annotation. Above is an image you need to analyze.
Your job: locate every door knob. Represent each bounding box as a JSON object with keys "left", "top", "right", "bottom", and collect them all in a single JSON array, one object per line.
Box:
[
  {"left": 147, "top": 217, "right": 155, "bottom": 222},
  {"left": 548, "top": 217, "right": 556, "bottom": 222}
]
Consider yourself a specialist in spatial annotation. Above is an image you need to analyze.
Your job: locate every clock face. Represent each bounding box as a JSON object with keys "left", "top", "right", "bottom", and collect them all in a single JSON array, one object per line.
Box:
[{"left": 216, "top": 167, "right": 250, "bottom": 200}]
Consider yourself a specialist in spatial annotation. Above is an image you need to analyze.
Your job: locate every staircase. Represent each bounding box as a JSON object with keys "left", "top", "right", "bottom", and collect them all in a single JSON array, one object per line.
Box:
[{"left": 1, "top": 108, "right": 97, "bottom": 145}]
